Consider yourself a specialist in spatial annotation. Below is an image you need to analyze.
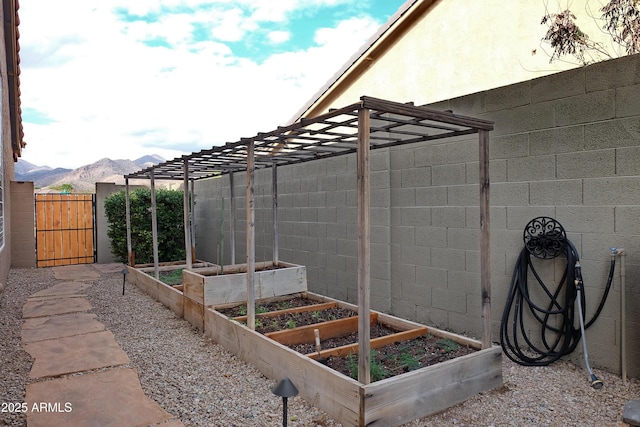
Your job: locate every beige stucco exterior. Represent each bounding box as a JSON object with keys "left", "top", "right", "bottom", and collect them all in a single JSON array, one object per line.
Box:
[
  {"left": 0, "top": 0, "right": 23, "bottom": 292},
  {"left": 298, "top": 0, "right": 625, "bottom": 119}
]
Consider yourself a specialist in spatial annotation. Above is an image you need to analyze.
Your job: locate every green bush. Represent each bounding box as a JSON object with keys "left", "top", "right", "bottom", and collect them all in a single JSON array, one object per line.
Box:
[{"left": 104, "top": 188, "right": 189, "bottom": 264}]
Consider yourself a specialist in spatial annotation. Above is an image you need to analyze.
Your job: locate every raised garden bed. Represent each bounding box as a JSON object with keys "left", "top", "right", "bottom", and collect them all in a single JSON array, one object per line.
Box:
[
  {"left": 128, "top": 265, "right": 502, "bottom": 426},
  {"left": 127, "top": 261, "right": 308, "bottom": 331},
  {"left": 206, "top": 291, "right": 502, "bottom": 427},
  {"left": 220, "top": 295, "right": 477, "bottom": 378}
]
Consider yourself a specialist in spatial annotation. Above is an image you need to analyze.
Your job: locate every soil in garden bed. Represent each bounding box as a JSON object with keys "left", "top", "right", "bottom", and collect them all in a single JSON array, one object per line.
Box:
[
  {"left": 325, "top": 334, "right": 477, "bottom": 382},
  {"left": 254, "top": 307, "right": 355, "bottom": 333},
  {"left": 216, "top": 296, "right": 478, "bottom": 383},
  {"left": 216, "top": 297, "right": 325, "bottom": 318},
  {"left": 290, "top": 323, "right": 396, "bottom": 354}
]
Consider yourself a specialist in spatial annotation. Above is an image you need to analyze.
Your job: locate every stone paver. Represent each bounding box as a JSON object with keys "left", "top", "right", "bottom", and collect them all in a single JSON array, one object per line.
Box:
[
  {"left": 28, "top": 282, "right": 89, "bottom": 298},
  {"left": 624, "top": 400, "right": 640, "bottom": 426},
  {"left": 24, "top": 330, "right": 130, "bottom": 379},
  {"left": 52, "top": 265, "right": 100, "bottom": 281},
  {"left": 22, "top": 312, "right": 105, "bottom": 343},
  {"left": 26, "top": 368, "right": 176, "bottom": 427},
  {"left": 22, "top": 296, "right": 92, "bottom": 318},
  {"left": 21, "top": 264, "right": 184, "bottom": 426},
  {"left": 91, "top": 263, "right": 126, "bottom": 274}
]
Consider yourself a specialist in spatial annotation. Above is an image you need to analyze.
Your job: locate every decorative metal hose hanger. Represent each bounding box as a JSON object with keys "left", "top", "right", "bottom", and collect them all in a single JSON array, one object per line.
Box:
[{"left": 500, "top": 217, "right": 615, "bottom": 388}]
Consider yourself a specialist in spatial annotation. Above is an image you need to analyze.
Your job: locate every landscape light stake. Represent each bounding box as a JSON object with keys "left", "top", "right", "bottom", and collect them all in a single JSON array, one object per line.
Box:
[
  {"left": 272, "top": 377, "right": 298, "bottom": 427},
  {"left": 121, "top": 268, "right": 128, "bottom": 295}
]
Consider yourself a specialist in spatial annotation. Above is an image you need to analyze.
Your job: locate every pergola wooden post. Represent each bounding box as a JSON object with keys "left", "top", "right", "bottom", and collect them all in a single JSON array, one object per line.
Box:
[
  {"left": 246, "top": 140, "right": 256, "bottom": 330},
  {"left": 272, "top": 164, "right": 279, "bottom": 266},
  {"left": 229, "top": 172, "right": 236, "bottom": 265},
  {"left": 479, "top": 129, "right": 491, "bottom": 349},
  {"left": 125, "top": 177, "right": 133, "bottom": 266},
  {"left": 357, "top": 107, "right": 371, "bottom": 384},
  {"left": 150, "top": 170, "right": 160, "bottom": 280},
  {"left": 183, "top": 159, "right": 193, "bottom": 270},
  {"left": 190, "top": 179, "right": 196, "bottom": 263}
]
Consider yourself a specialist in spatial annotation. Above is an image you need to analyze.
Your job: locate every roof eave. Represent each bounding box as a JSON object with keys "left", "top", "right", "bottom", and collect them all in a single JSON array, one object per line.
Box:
[
  {"left": 289, "top": 0, "right": 441, "bottom": 123},
  {"left": 4, "top": 0, "right": 22, "bottom": 161}
]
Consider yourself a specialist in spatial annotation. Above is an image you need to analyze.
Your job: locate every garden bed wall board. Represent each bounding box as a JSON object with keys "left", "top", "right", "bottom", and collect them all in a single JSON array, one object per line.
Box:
[
  {"left": 183, "top": 261, "right": 307, "bottom": 306},
  {"left": 206, "top": 292, "right": 503, "bottom": 427}
]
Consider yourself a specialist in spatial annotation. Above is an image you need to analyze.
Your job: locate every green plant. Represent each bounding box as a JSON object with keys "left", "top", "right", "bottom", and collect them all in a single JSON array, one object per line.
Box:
[
  {"left": 435, "top": 338, "right": 459, "bottom": 353},
  {"left": 285, "top": 319, "right": 296, "bottom": 329},
  {"left": 398, "top": 352, "right": 421, "bottom": 371},
  {"left": 104, "top": 188, "right": 192, "bottom": 264},
  {"left": 256, "top": 306, "right": 269, "bottom": 314},
  {"left": 237, "top": 305, "right": 247, "bottom": 316},
  {"left": 276, "top": 301, "right": 292, "bottom": 310},
  {"left": 51, "top": 183, "right": 74, "bottom": 193},
  {"left": 345, "top": 351, "right": 388, "bottom": 382},
  {"left": 159, "top": 268, "right": 183, "bottom": 285},
  {"left": 311, "top": 311, "right": 323, "bottom": 321},
  {"left": 346, "top": 353, "right": 358, "bottom": 379},
  {"left": 255, "top": 319, "right": 263, "bottom": 329}
]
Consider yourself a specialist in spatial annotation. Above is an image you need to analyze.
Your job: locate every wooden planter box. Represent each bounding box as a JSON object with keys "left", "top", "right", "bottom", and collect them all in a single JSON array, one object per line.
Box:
[
  {"left": 128, "top": 264, "right": 502, "bottom": 426},
  {"left": 181, "top": 261, "right": 307, "bottom": 330},
  {"left": 206, "top": 292, "right": 503, "bottom": 427},
  {"left": 128, "top": 261, "right": 307, "bottom": 330}
]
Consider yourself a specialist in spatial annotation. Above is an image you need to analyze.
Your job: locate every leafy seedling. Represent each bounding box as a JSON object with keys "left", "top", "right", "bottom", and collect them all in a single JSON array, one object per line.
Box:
[
  {"left": 345, "top": 350, "right": 388, "bottom": 382},
  {"left": 398, "top": 352, "right": 421, "bottom": 371},
  {"left": 435, "top": 338, "right": 459, "bottom": 353}
]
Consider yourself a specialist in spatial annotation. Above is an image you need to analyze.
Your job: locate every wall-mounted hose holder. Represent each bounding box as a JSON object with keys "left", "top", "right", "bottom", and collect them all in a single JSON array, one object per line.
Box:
[{"left": 500, "top": 217, "right": 615, "bottom": 388}]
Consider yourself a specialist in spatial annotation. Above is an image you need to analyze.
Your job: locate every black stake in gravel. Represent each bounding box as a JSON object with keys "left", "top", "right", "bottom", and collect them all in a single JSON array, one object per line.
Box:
[
  {"left": 121, "top": 268, "right": 128, "bottom": 295},
  {"left": 272, "top": 377, "right": 298, "bottom": 427}
]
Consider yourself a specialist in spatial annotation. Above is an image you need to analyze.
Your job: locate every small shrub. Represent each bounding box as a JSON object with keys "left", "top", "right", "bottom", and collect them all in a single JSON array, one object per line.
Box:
[{"left": 104, "top": 188, "right": 191, "bottom": 264}]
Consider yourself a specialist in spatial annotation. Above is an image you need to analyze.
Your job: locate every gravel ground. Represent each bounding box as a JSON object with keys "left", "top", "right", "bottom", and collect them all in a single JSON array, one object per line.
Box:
[{"left": 1, "top": 266, "right": 639, "bottom": 426}]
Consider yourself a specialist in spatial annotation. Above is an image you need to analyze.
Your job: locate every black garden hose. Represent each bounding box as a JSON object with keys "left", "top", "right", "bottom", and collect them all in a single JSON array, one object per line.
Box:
[{"left": 500, "top": 217, "right": 615, "bottom": 367}]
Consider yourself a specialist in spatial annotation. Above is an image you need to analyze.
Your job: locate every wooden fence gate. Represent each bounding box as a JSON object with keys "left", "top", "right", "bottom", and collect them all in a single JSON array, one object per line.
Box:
[{"left": 35, "top": 193, "right": 97, "bottom": 267}]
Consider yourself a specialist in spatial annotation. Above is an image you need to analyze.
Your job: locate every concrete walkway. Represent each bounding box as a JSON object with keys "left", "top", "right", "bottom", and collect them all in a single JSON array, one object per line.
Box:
[{"left": 22, "top": 264, "right": 184, "bottom": 427}]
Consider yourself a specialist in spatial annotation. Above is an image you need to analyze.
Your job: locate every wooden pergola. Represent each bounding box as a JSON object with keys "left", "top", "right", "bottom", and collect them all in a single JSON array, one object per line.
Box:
[{"left": 124, "top": 95, "right": 494, "bottom": 384}]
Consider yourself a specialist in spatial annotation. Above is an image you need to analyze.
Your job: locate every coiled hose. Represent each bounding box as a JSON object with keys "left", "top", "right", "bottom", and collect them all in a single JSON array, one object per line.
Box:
[{"left": 500, "top": 217, "right": 615, "bottom": 367}]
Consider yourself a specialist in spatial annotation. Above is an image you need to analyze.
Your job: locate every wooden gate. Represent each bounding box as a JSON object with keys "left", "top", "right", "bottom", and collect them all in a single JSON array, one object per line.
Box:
[{"left": 35, "top": 193, "right": 97, "bottom": 267}]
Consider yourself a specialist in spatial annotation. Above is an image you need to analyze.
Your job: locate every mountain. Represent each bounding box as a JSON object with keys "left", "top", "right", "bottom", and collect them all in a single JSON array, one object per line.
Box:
[{"left": 15, "top": 155, "right": 165, "bottom": 192}]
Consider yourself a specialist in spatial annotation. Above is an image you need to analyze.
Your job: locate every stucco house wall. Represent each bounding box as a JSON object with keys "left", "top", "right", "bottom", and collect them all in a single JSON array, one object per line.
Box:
[
  {"left": 0, "top": 0, "right": 18, "bottom": 292},
  {"left": 193, "top": 54, "right": 640, "bottom": 378},
  {"left": 298, "top": 0, "right": 624, "bottom": 120}
]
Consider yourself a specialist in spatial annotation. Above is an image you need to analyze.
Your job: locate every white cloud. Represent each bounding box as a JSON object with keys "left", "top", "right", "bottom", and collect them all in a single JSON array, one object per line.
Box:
[
  {"left": 268, "top": 30, "right": 291, "bottom": 44},
  {"left": 18, "top": 0, "right": 390, "bottom": 169}
]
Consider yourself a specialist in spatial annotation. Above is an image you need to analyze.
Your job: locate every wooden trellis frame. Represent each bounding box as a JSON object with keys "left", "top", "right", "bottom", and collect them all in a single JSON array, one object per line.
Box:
[{"left": 124, "top": 95, "right": 495, "bottom": 383}]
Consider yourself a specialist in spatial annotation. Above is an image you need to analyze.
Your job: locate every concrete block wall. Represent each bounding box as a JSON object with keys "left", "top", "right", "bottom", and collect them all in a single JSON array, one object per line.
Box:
[{"left": 193, "top": 53, "right": 640, "bottom": 377}]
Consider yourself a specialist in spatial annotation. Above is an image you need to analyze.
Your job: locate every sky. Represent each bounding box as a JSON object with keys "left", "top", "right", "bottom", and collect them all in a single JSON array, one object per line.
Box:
[{"left": 18, "top": 0, "right": 407, "bottom": 169}]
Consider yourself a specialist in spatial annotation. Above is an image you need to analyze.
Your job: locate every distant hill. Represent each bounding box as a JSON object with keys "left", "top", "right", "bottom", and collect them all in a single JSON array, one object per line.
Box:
[{"left": 15, "top": 155, "right": 165, "bottom": 192}]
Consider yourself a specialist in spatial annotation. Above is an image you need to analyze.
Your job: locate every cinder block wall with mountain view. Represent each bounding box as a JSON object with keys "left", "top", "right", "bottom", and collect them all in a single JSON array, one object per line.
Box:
[{"left": 193, "top": 53, "right": 640, "bottom": 377}]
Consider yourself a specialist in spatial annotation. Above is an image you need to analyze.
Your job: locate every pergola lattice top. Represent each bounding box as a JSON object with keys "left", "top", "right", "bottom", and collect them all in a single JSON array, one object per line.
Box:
[{"left": 125, "top": 96, "right": 493, "bottom": 181}]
